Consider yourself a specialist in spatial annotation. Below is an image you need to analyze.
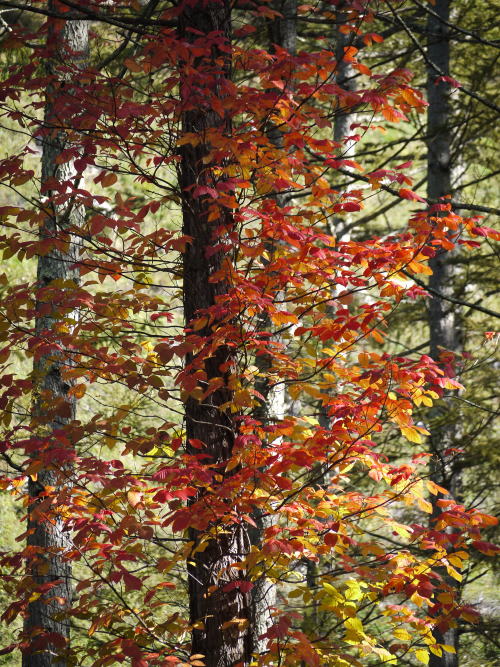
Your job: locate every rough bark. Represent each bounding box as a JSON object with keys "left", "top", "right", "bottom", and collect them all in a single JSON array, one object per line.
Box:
[
  {"left": 178, "top": 2, "right": 252, "bottom": 665},
  {"left": 426, "top": 1, "right": 461, "bottom": 664},
  {"left": 23, "top": 5, "right": 88, "bottom": 667},
  {"left": 268, "top": 0, "right": 297, "bottom": 53}
]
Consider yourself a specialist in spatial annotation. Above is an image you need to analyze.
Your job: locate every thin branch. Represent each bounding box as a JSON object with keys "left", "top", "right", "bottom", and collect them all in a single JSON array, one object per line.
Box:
[{"left": 402, "top": 271, "right": 500, "bottom": 320}]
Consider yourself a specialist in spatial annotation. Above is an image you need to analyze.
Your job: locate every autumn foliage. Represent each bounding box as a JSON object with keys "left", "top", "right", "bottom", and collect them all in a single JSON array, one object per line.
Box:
[{"left": 0, "top": 1, "right": 497, "bottom": 666}]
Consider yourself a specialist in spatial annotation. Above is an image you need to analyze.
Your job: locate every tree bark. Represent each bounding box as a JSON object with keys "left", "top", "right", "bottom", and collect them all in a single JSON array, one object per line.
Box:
[
  {"left": 178, "top": 2, "right": 252, "bottom": 665},
  {"left": 426, "top": 1, "right": 460, "bottom": 664},
  {"left": 331, "top": 2, "right": 357, "bottom": 241},
  {"left": 23, "top": 4, "right": 88, "bottom": 667},
  {"left": 249, "top": 3, "right": 297, "bottom": 655}
]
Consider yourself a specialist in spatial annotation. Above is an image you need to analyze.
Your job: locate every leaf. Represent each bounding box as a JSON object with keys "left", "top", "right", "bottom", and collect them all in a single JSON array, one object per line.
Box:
[
  {"left": 124, "top": 58, "right": 142, "bottom": 72},
  {"left": 192, "top": 185, "right": 218, "bottom": 198},
  {"left": 446, "top": 565, "right": 462, "bottom": 582},
  {"left": 471, "top": 541, "right": 500, "bottom": 556},
  {"left": 225, "top": 455, "right": 241, "bottom": 472},
  {"left": 123, "top": 572, "right": 142, "bottom": 591},
  {"left": 399, "top": 188, "right": 426, "bottom": 202},
  {"left": 401, "top": 426, "right": 423, "bottom": 444},
  {"left": 417, "top": 497, "right": 433, "bottom": 513},
  {"left": 101, "top": 172, "right": 118, "bottom": 187},
  {"left": 127, "top": 491, "right": 142, "bottom": 508},
  {"left": 415, "top": 649, "right": 429, "bottom": 664}
]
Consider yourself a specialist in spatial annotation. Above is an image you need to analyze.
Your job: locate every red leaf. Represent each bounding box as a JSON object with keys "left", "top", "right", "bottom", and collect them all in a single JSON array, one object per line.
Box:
[
  {"left": 192, "top": 185, "right": 218, "bottom": 198},
  {"left": 123, "top": 572, "right": 142, "bottom": 591},
  {"left": 341, "top": 201, "right": 362, "bottom": 212},
  {"left": 472, "top": 541, "right": 500, "bottom": 556},
  {"left": 399, "top": 188, "right": 425, "bottom": 202}
]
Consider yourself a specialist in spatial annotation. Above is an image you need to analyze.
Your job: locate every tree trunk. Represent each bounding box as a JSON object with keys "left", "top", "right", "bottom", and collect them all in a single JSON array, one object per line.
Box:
[
  {"left": 303, "top": 5, "right": 359, "bottom": 634},
  {"left": 426, "top": 1, "right": 460, "bottom": 664},
  {"left": 248, "top": 1, "right": 297, "bottom": 656},
  {"left": 178, "top": 2, "right": 252, "bottom": 665},
  {"left": 23, "top": 5, "right": 88, "bottom": 667},
  {"left": 331, "top": 2, "right": 357, "bottom": 241}
]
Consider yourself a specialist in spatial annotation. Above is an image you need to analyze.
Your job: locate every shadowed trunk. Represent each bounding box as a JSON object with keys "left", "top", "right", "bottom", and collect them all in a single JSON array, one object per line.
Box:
[
  {"left": 426, "top": 0, "right": 461, "bottom": 664},
  {"left": 23, "top": 4, "right": 88, "bottom": 666},
  {"left": 178, "top": 2, "right": 252, "bottom": 664}
]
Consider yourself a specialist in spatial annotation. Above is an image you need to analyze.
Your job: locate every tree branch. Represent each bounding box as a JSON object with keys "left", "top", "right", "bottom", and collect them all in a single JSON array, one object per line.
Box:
[{"left": 402, "top": 271, "right": 500, "bottom": 320}]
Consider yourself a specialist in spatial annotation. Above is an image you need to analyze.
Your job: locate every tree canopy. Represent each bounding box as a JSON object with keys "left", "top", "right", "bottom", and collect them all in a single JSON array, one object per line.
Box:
[{"left": 0, "top": 1, "right": 498, "bottom": 666}]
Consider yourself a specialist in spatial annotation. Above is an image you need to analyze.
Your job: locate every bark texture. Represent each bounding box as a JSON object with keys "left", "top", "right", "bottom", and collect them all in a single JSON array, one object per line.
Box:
[
  {"left": 179, "top": 2, "right": 252, "bottom": 664},
  {"left": 23, "top": 5, "right": 88, "bottom": 667},
  {"left": 426, "top": 1, "right": 460, "bottom": 664}
]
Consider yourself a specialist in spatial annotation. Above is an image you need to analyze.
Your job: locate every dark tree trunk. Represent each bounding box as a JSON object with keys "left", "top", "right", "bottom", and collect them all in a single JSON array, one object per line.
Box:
[
  {"left": 426, "top": 1, "right": 460, "bottom": 664},
  {"left": 178, "top": 2, "right": 252, "bottom": 665},
  {"left": 23, "top": 5, "right": 88, "bottom": 667}
]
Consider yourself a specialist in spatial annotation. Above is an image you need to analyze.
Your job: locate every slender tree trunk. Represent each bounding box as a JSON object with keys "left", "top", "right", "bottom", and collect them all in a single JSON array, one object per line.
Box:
[
  {"left": 251, "top": 337, "right": 283, "bottom": 653},
  {"left": 426, "top": 1, "right": 461, "bottom": 664},
  {"left": 23, "top": 5, "right": 88, "bottom": 667},
  {"left": 303, "top": 5, "right": 359, "bottom": 633},
  {"left": 249, "top": 3, "right": 297, "bottom": 654},
  {"left": 333, "top": 6, "right": 356, "bottom": 148},
  {"left": 331, "top": 2, "right": 357, "bottom": 241},
  {"left": 178, "top": 2, "right": 252, "bottom": 664}
]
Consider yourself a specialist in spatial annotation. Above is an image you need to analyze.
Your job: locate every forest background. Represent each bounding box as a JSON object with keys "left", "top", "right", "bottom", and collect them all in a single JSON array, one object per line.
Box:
[{"left": 0, "top": 1, "right": 498, "bottom": 666}]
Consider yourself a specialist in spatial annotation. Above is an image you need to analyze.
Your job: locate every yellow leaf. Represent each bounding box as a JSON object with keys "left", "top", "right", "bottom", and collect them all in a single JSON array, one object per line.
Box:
[
  {"left": 270, "top": 310, "right": 299, "bottom": 326},
  {"left": 225, "top": 456, "right": 241, "bottom": 472},
  {"left": 408, "top": 260, "right": 432, "bottom": 275},
  {"left": 344, "top": 616, "right": 364, "bottom": 634},
  {"left": 447, "top": 555, "right": 462, "bottom": 569},
  {"left": 344, "top": 580, "right": 364, "bottom": 601},
  {"left": 417, "top": 497, "right": 433, "bottom": 513},
  {"left": 446, "top": 565, "right": 462, "bottom": 582},
  {"left": 401, "top": 426, "right": 423, "bottom": 444},
  {"left": 442, "top": 645, "right": 456, "bottom": 654},
  {"left": 427, "top": 480, "right": 448, "bottom": 495},
  {"left": 415, "top": 649, "right": 429, "bottom": 664}
]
